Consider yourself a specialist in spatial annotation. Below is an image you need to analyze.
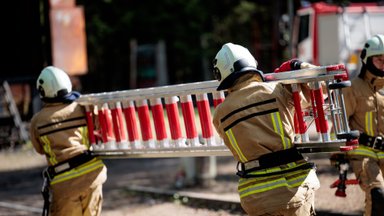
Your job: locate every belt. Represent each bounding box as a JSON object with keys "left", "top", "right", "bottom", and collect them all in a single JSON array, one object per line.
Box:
[
  {"left": 43, "top": 151, "right": 95, "bottom": 181},
  {"left": 236, "top": 147, "right": 313, "bottom": 178},
  {"left": 358, "top": 133, "right": 384, "bottom": 151}
]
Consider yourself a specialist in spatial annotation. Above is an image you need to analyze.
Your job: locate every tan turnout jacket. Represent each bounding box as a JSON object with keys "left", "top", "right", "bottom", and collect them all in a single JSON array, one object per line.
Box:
[
  {"left": 213, "top": 75, "right": 319, "bottom": 215},
  {"left": 344, "top": 71, "right": 384, "bottom": 141},
  {"left": 30, "top": 101, "right": 106, "bottom": 198}
]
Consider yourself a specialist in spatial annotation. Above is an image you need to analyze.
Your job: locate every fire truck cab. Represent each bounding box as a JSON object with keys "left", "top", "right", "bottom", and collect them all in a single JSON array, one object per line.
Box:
[{"left": 291, "top": 2, "right": 384, "bottom": 78}]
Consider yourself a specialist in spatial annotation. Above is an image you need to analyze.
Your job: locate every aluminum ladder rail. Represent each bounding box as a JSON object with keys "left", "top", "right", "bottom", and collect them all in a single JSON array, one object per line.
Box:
[
  {"left": 1, "top": 81, "right": 29, "bottom": 144},
  {"left": 78, "top": 64, "right": 357, "bottom": 159}
]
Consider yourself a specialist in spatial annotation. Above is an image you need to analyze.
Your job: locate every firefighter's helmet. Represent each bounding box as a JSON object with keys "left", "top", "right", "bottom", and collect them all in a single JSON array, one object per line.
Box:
[
  {"left": 213, "top": 43, "right": 264, "bottom": 90},
  {"left": 360, "top": 34, "right": 384, "bottom": 64},
  {"left": 37, "top": 66, "right": 79, "bottom": 102}
]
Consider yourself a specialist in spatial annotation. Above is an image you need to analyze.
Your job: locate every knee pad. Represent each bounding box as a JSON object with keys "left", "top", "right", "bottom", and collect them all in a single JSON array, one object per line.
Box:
[{"left": 370, "top": 188, "right": 384, "bottom": 216}]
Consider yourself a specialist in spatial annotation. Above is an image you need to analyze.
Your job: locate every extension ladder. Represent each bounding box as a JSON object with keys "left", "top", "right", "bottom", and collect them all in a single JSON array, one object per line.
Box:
[
  {"left": 77, "top": 64, "right": 358, "bottom": 159},
  {"left": 0, "top": 81, "right": 29, "bottom": 146}
]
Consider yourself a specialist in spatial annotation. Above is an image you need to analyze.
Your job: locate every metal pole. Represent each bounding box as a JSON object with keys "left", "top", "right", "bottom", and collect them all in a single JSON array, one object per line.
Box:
[{"left": 288, "top": 0, "right": 294, "bottom": 58}]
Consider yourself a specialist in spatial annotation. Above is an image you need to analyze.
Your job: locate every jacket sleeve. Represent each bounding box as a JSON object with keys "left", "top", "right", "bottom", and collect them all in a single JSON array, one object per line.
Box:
[
  {"left": 342, "top": 86, "right": 356, "bottom": 118},
  {"left": 212, "top": 105, "right": 225, "bottom": 140},
  {"left": 29, "top": 117, "right": 44, "bottom": 155}
]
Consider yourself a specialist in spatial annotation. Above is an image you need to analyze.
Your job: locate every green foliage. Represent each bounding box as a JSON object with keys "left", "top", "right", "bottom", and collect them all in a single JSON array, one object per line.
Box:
[
  {"left": 76, "top": 0, "right": 283, "bottom": 92},
  {"left": 208, "top": 1, "right": 266, "bottom": 47}
]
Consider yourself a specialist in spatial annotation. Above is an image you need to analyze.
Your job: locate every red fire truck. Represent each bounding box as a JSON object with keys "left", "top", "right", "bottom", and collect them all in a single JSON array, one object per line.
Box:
[{"left": 291, "top": 2, "right": 384, "bottom": 78}]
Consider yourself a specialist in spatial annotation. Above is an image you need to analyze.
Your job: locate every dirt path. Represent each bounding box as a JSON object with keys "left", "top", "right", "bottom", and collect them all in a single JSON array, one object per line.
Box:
[{"left": 0, "top": 149, "right": 364, "bottom": 216}]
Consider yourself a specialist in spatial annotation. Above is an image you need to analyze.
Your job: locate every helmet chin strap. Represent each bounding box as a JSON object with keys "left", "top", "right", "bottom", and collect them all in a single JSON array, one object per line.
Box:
[{"left": 366, "top": 58, "right": 384, "bottom": 77}]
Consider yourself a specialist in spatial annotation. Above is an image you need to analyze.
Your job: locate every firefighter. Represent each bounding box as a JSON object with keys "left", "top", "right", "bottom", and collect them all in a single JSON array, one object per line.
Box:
[
  {"left": 212, "top": 43, "right": 320, "bottom": 216},
  {"left": 30, "top": 66, "right": 107, "bottom": 216},
  {"left": 343, "top": 34, "right": 384, "bottom": 216}
]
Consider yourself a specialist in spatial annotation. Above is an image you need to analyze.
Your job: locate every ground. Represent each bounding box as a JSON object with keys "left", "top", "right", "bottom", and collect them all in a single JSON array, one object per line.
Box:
[{"left": 0, "top": 147, "right": 365, "bottom": 216}]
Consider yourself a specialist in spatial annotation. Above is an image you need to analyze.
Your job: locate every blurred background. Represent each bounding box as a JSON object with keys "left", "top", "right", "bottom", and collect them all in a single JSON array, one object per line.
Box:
[
  {"left": 1, "top": 1, "right": 383, "bottom": 214},
  {"left": 1, "top": 0, "right": 384, "bottom": 147}
]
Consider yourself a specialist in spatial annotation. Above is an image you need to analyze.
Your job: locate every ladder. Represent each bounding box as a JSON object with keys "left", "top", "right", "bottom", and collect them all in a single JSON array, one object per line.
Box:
[
  {"left": 77, "top": 64, "right": 358, "bottom": 159},
  {"left": 0, "top": 81, "right": 29, "bottom": 147}
]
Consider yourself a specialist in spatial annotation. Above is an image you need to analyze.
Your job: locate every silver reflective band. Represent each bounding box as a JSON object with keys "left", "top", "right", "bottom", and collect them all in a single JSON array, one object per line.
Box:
[
  {"left": 244, "top": 160, "right": 260, "bottom": 170},
  {"left": 54, "top": 163, "right": 71, "bottom": 173}
]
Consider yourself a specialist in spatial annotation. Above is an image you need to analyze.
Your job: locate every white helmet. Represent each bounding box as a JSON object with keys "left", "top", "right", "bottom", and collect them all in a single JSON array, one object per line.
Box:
[
  {"left": 213, "top": 43, "right": 263, "bottom": 90},
  {"left": 37, "top": 66, "right": 72, "bottom": 99},
  {"left": 360, "top": 34, "right": 384, "bottom": 64}
]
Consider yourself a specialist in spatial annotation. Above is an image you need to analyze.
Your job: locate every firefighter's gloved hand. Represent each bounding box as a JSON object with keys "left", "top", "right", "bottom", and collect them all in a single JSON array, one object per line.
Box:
[
  {"left": 300, "top": 62, "right": 318, "bottom": 69},
  {"left": 274, "top": 59, "right": 303, "bottom": 73}
]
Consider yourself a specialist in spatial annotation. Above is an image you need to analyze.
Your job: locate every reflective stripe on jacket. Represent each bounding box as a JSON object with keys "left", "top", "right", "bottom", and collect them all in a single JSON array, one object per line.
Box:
[
  {"left": 238, "top": 164, "right": 312, "bottom": 198},
  {"left": 50, "top": 158, "right": 105, "bottom": 185}
]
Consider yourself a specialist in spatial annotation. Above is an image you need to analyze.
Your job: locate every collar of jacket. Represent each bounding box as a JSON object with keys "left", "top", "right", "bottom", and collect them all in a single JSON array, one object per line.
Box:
[
  {"left": 227, "top": 73, "right": 263, "bottom": 93},
  {"left": 363, "top": 70, "right": 384, "bottom": 92},
  {"left": 43, "top": 101, "right": 75, "bottom": 107}
]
